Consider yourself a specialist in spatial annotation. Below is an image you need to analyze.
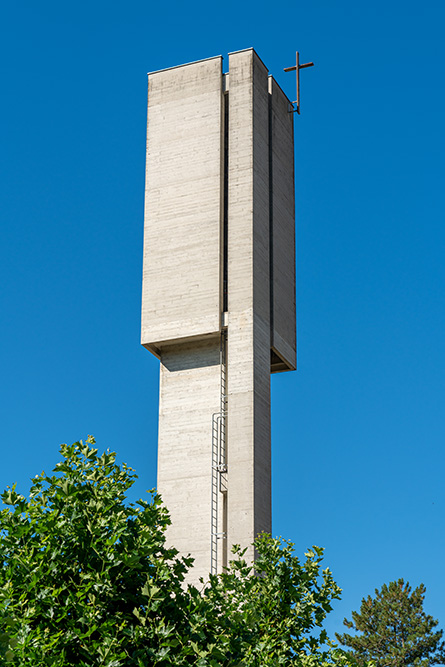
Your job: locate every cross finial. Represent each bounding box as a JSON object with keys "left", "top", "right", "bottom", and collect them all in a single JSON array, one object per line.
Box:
[{"left": 284, "top": 51, "right": 314, "bottom": 114}]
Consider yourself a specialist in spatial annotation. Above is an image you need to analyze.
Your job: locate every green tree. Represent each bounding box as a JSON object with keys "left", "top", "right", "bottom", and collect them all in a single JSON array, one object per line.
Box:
[
  {"left": 336, "top": 579, "right": 445, "bottom": 667},
  {"left": 0, "top": 438, "right": 354, "bottom": 666}
]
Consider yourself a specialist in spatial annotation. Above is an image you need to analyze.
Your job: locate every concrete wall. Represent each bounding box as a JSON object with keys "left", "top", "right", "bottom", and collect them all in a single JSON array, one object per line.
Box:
[
  {"left": 226, "top": 49, "right": 272, "bottom": 562},
  {"left": 269, "top": 76, "right": 296, "bottom": 371},
  {"left": 141, "top": 57, "right": 223, "bottom": 354},
  {"left": 157, "top": 338, "right": 221, "bottom": 580}
]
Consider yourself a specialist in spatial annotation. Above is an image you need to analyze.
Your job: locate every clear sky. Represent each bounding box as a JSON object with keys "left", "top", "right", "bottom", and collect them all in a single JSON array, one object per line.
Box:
[{"left": 1, "top": 0, "right": 444, "bottom": 644}]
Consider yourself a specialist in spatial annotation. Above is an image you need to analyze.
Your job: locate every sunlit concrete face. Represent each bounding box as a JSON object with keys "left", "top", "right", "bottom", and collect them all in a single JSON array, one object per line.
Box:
[
  {"left": 142, "top": 49, "right": 296, "bottom": 585},
  {"left": 141, "top": 56, "right": 223, "bottom": 353}
]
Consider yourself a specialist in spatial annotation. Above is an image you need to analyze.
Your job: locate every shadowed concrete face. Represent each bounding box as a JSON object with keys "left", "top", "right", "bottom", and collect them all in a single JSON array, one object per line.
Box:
[{"left": 142, "top": 49, "right": 296, "bottom": 585}]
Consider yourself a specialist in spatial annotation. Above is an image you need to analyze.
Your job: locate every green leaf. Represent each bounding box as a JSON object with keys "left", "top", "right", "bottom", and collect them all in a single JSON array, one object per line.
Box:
[{"left": 0, "top": 438, "right": 357, "bottom": 667}]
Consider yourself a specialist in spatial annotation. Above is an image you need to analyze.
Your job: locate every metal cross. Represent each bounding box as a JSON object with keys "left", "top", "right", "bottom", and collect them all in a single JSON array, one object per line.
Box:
[{"left": 284, "top": 51, "right": 314, "bottom": 115}]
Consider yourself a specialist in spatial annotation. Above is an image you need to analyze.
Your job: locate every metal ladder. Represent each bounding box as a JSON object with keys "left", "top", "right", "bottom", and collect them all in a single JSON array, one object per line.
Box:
[{"left": 210, "top": 331, "right": 227, "bottom": 576}]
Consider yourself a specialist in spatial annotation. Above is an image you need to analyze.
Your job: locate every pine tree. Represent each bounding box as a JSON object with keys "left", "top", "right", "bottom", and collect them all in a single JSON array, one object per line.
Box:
[{"left": 336, "top": 579, "right": 445, "bottom": 667}]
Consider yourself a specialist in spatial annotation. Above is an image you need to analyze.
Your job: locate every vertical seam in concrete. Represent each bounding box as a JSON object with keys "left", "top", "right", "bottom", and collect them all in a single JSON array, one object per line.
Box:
[
  {"left": 268, "top": 86, "right": 274, "bottom": 354},
  {"left": 223, "top": 90, "right": 229, "bottom": 315}
]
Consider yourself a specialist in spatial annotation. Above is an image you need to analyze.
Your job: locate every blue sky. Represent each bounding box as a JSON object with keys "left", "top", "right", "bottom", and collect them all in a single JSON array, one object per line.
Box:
[{"left": 1, "top": 0, "right": 444, "bottom": 642}]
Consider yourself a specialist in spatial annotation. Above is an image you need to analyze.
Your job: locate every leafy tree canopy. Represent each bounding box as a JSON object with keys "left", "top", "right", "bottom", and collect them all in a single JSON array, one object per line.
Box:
[
  {"left": 0, "top": 437, "right": 355, "bottom": 666},
  {"left": 336, "top": 579, "right": 445, "bottom": 667}
]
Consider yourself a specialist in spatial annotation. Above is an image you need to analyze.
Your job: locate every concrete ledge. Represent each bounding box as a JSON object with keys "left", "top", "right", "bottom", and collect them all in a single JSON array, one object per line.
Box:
[{"left": 142, "top": 330, "right": 221, "bottom": 360}]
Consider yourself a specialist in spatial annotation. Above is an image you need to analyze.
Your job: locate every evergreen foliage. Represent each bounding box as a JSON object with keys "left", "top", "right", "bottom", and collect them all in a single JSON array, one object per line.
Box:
[
  {"left": 336, "top": 579, "right": 445, "bottom": 667},
  {"left": 0, "top": 437, "right": 355, "bottom": 666}
]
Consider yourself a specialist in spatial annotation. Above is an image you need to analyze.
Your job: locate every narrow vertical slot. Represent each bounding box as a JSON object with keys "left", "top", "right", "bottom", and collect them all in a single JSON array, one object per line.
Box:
[
  {"left": 268, "top": 83, "right": 274, "bottom": 350},
  {"left": 223, "top": 90, "right": 229, "bottom": 314}
]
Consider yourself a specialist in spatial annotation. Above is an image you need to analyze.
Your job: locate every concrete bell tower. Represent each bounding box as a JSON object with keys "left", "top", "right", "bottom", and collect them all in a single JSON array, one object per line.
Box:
[{"left": 141, "top": 49, "right": 296, "bottom": 584}]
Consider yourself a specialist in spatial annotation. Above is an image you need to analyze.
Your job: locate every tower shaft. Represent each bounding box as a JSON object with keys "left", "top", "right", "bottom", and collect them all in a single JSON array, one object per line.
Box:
[{"left": 142, "top": 49, "right": 296, "bottom": 584}]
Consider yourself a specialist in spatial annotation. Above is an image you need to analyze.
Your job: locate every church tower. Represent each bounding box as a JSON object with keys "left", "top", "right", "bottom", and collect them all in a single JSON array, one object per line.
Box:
[{"left": 141, "top": 49, "right": 296, "bottom": 583}]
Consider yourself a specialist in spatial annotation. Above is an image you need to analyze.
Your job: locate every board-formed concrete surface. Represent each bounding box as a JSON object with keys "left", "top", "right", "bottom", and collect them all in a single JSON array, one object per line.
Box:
[
  {"left": 142, "top": 49, "right": 296, "bottom": 584},
  {"left": 226, "top": 49, "right": 272, "bottom": 563},
  {"left": 269, "top": 76, "right": 297, "bottom": 371},
  {"left": 141, "top": 57, "right": 223, "bottom": 354},
  {"left": 157, "top": 338, "right": 221, "bottom": 579}
]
